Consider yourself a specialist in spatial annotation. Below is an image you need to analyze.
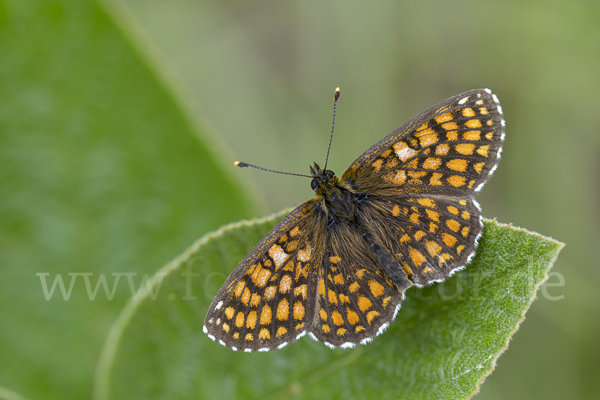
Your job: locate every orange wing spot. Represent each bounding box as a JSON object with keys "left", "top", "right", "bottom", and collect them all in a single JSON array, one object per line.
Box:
[
  {"left": 419, "top": 133, "right": 439, "bottom": 147},
  {"left": 446, "top": 131, "right": 458, "bottom": 141},
  {"left": 426, "top": 209, "right": 441, "bottom": 222},
  {"left": 446, "top": 219, "right": 461, "bottom": 232},
  {"left": 485, "top": 131, "right": 494, "bottom": 139},
  {"left": 422, "top": 267, "right": 431, "bottom": 274},
  {"left": 461, "top": 210, "right": 471, "bottom": 220},
  {"left": 282, "top": 260, "right": 294, "bottom": 273},
  {"left": 447, "top": 175, "right": 466, "bottom": 187},
  {"left": 447, "top": 206, "right": 459, "bottom": 215},
  {"left": 407, "top": 171, "right": 427, "bottom": 184},
  {"left": 293, "top": 301, "right": 305, "bottom": 320},
  {"left": 459, "top": 200, "right": 467, "bottom": 206},
  {"left": 372, "top": 159, "right": 384, "bottom": 172},
  {"left": 264, "top": 285, "right": 276, "bottom": 300},
  {"left": 260, "top": 305, "right": 272, "bottom": 325},
  {"left": 474, "top": 162, "right": 485, "bottom": 174},
  {"left": 295, "top": 263, "right": 309, "bottom": 281},
  {"left": 417, "top": 198, "right": 436, "bottom": 208},
  {"left": 222, "top": 323, "right": 230, "bottom": 333},
  {"left": 276, "top": 298, "right": 289, "bottom": 321},
  {"left": 337, "top": 328, "right": 347, "bottom": 336},
  {"left": 216, "top": 318, "right": 221, "bottom": 325},
  {"left": 392, "top": 205, "right": 401, "bottom": 216},
  {"left": 255, "top": 269, "right": 271, "bottom": 288},
  {"left": 393, "top": 141, "right": 417, "bottom": 161},
  {"left": 329, "top": 256, "right": 341, "bottom": 264},
  {"left": 399, "top": 234, "right": 411, "bottom": 243},
  {"left": 441, "top": 121, "right": 458, "bottom": 131},
  {"left": 477, "top": 145, "right": 490, "bottom": 157},
  {"left": 447, "top": 159, "right": 468, "bottom": 172},
  {"left": 415, "top": 127, "right": 435, "bottom": 137},
  {"left": 382, "top": 296, "right": 391, "bottom": 308},
  {"left": 333, "top": 274, "right": 345, "bottom": 284},
  {"left": 410, "top": 213, "right": 420, "bottom": 224},
  {"left": 435, "top": 112, "right": 453, "bottom": 123},
  {"left": 423, "top": 157, "right": 441, "bottom": 170},
  {"left": 464, "top": 130, "right": 481, "bottom": 140},
  {"left": 294, "top": 284, "right": 307, "bottom": 299},
  {"left": 366, "top": 311, "right": 380, "bottom": 324},
  {"left": 457, "top": 245, "right": 465, "bottom": 255},
  {"left": 245, "top": 264, "right": 258, "bottom": 276},
  {"left": 234, "top": 281, "right": 245, "bottom": 297},
  {"left": 250, "top": 293, "right": 261, "bottom": 307},
  {"left": 357, "top": 295, "right": 372, "bottom": 311},
  {"left": 455, "top": 143, "right": 476, "bottom": 155},
  {"left": 409, "top": 247, "right": 426, "bottom": 267},
  {"left": 331, "top": 310, "right": 344, "bottom": 326},
  {"left": 468, "top": 179, "right": 475, "bottom": 189},
  {"left": 225, "top": 306, "right": 235, "bottom": 319},
  {"left": 318, "top": 277, "right": 326, "bottom": 297},
  {"left": 442, "top": 233, "right": 458, "bottom": 247},
  {"left": 349, "top": 282, "right": 361, "bottom": 293},
  {"left": 414, "top": 230, "right": 426, "bottom": 241},
  {"left": 430, "top": 172, "right": 444, "bottom": 186},
  {"left": 389, "top": 170, "right": 406, "bottom": 185},
  {"left": 322, "top": 324, "right": 330, "bottom": 333},
  {"left": 246, "top": 311, "right": 257, "bottom": 329},
  {"left": 295, "top": 322, "right": 305, "bottom": 330},
  {"left": 356, "top": 269, "right": 367, "bottom": 279},
  {"left": 429, "top": 222, "right": 438, "bottom": 233},
  {"left": 355, "top": 326, "right": 365, "bottom": 333},
  {"left": 433, "top": 144, "right": 448, "bottom": 157},
  {"left": 368, "top": 280, "right": 385, "bottom": 297},
  {"left": 438, "top": 253, "right": 452, "bottom": 266},
  {"left": 339, "top": 294, "right": 350, "bottom": 304},
  {"left": 486, "top": 119, "right": 493, "bottom": 126},
  {"left": 465, "top": 119, "right": 482, "bottom": 128},
  {"left": 276, "top": 327, "right": 287, "bottom": 337},
  {"left": 462, "top": 108, "right": 476, "bottom": 117},
  {"left": 297, "top": 246, "right": 312, "bottom": 262},
  {"left": 320, "top": 308, "right": 327, "bottom": 320},
  {"left": 269, "top": 273, "right": 279, "bottom": 282},
  {"left": 289, "top": 226, "right": 300, "bottom": 237},
  {"left": 258, "top": 328, "right": 270, "bottom": 340},
  {"left": 285, "top": 240, "right": 299, "bottom": 252},
  {"left": 346, "top": 308, "right": 359, "bottom": 325},
  {"left": 479, "top": 107, "right": 489, "bottom": 115},
  {"left": 235, "top": 312, "right": 245, "bottom": 328},
  {"left": 381, "top": 149, "right": 392, "bottom": 157},
  {"left": 475, "top": 99, "right": 484, "bottom": 106},
  {"left": 268, "top": 244, "right": 289, "bottom": 268},
  {"left": 279, "top": 275, "right": 292, "bottom": 294},
  {"left": 403, "top": 262, "right": 413, "bottom": 276},
  {"left": 263, "top": 259, "right": 272, "bottom": 267},
  {"left": 280, "top": 234, "right": 288, "bottom": 242},
  {"left": 241, "top": 287, "right": 251, "bottom": 305},
  {"left": 245, "top": 333, "right": 254, "bottom": 341},
  {"left": 328, "top": 289, "right": 339, "bottom": 305},
  {"left": 417, "top": 121, "right": 430, "bottom": 131},
  {"left": 462, "top": 226, "right": 470, "bottom": 237},
  {"left": 233, "top": 332, "right": 239, "bottom": 339},
  {"left": 426, "top": 241, "right": 442, "bottom": 257}
]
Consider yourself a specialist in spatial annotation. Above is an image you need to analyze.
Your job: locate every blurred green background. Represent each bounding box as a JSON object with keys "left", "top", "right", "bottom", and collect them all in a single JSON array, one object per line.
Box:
[{"left": 0, "top": 0, "right": 598, "bottom": 399}]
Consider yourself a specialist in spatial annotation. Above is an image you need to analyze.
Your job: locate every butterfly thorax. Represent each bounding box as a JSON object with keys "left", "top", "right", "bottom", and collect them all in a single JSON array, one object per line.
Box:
[{"left": 310, "top": 162, "right": 361, "bottom": 222}]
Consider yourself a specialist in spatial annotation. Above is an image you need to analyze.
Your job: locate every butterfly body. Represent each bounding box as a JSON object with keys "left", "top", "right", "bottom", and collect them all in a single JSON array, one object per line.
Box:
[{"left": 204, "top": 89, "right": 505, "bottom": 352}]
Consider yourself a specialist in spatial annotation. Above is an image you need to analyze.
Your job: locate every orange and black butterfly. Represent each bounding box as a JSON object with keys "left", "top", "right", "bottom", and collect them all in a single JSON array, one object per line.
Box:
[{"left": 204, "top": 88, "right": 505, "bottom": 352}]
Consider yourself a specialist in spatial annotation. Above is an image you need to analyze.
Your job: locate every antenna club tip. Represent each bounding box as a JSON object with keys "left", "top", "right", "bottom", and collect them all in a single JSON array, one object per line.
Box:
[
  {"left": 334, "top": 87, "right": 341, "bottom": 101},
  {"left": 234, "top": 161, "right": 245, "bottom": 167}
]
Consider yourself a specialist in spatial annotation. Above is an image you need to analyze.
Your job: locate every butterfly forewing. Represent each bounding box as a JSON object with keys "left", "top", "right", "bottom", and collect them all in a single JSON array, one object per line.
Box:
[
  {"left": 204, "top": 201, "right": 322, "bottom": 351},
  {"left": 342, "top": 89, "right": 504, "bottom": 197}
]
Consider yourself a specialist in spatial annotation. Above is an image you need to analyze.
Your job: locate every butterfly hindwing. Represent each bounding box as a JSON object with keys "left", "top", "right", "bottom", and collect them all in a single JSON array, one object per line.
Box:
[
  {"left": 204, "top": 200, "right": 322, "bottom": 352},
  {"left": 342, "top": 89, "right": 504, "bottom": 197}
]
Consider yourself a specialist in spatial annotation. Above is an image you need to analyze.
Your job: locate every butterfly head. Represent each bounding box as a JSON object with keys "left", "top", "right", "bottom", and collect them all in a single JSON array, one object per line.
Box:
[{"left": 310, "top": 162, "right": 337, "bottom": 192}]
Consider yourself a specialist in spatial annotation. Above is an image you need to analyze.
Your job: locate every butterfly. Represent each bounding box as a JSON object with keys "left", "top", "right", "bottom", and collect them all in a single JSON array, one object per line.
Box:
[{"left": 204, "top": 88, "right": 505, "bottom": 352}]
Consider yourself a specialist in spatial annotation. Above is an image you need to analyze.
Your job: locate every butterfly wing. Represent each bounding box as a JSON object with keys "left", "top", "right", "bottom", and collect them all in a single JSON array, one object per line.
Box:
[
  {"left": 204, "top": 200, "right": 325, "bottom": 352},
  {"left": 342, "top": 89, "right": 504, "bottom": 196},
  {"left": 308, "top": 223, "right": 405, "bottom": 348},
  {"left": 340, "top": 89, "right": 504, "bottom": 285}
]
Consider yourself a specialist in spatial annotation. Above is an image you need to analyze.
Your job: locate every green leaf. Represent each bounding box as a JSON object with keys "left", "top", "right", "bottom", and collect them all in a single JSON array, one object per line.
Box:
[
  {"left": 94, "top": 216, "right": 563, "bottom": 399},
  {"left": 0, "top": 1, "right": 255, "bottom": 399}
]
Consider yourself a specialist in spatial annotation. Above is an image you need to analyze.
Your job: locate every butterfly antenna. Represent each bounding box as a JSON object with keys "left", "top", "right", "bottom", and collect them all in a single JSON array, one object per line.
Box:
[
  {"left": 323, "top": 87, "right": 341, "bottom": 171},
  {"left": 234, "top": 161, "right": 312, "bottom": 178}
]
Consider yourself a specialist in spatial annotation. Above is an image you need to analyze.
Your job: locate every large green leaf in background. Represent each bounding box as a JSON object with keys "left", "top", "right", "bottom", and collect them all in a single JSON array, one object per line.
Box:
[
  {"left": 0, "top": 1, "right": 255, "bottom": 399},
  {"left": 95, "top": 217, "right": 563, "bottom": 399}
]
